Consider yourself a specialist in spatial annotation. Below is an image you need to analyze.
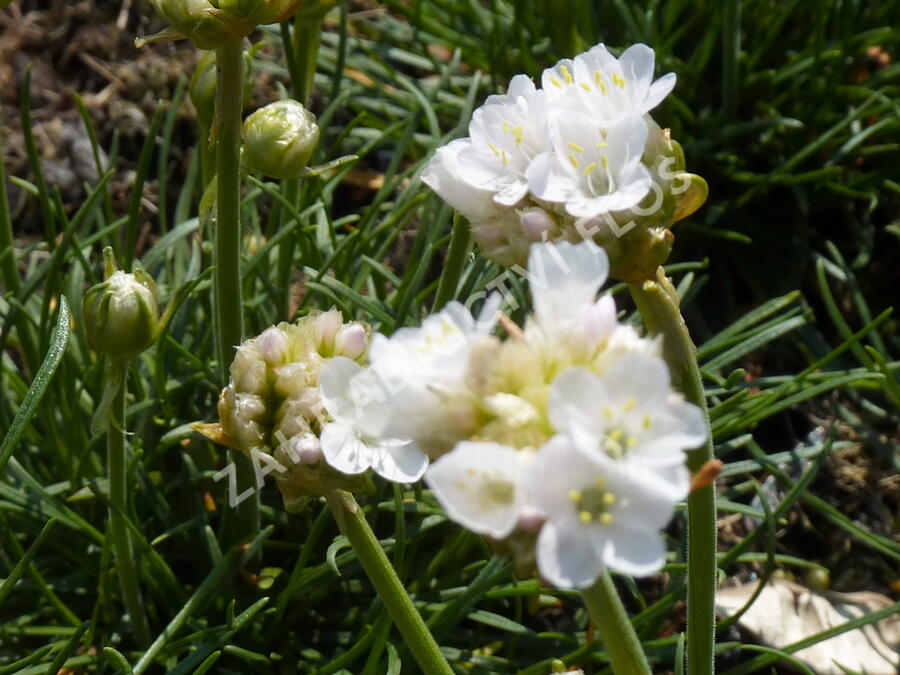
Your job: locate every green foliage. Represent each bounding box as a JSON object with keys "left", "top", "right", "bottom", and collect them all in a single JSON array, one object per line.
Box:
[{"left": 0, "top": 0, "right": 896, "bottom": 673}]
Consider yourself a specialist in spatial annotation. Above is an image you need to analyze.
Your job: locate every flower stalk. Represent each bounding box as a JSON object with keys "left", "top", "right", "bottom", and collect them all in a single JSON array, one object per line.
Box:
[
  {"left": 580, "top": 572, "right": 652, "bottom": 675},
  {"left": 324, "top": 489, "right": 454, "bottom": 675},
  {"left": 628, "top": 268, "right": 717, "bottom": 675},
  {"left": 214, "top": 39, "right": 259, "bottom": 545},
  {"left": 106, "top": 360, "right": 152, "bottom": 647}
]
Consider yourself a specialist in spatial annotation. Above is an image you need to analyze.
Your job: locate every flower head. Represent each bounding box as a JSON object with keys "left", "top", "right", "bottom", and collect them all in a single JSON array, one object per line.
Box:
[
  {"left": 213, "top": 311, "right": 373, "bottom": 511},
  {"left": 421, "top": 41, "right": 706, "bottom": 281}
]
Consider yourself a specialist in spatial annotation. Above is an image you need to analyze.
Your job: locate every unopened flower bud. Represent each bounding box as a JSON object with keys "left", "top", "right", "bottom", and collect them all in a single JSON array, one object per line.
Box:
[
  {"left": 312, "top": 309, "right": 343, "bottom": 353},
  {"left": 242, "top": 100, "right": 319, "bottom": 179},
  {"left": 516, "top": 506, "right": 546, "bottom": 534},
  {"left": 145, "top": 0, "right": 303, "bottom": 49},
  {"left": 335, "top": 324, "right": 367, "bottom": 360},
  {"left": 83, "top": 248, "right": 159, "bottom": 360},
  {"left": 258, "top": 326, "right": 288, "bottom": 366},
  {"left": 290, "top": 434, "right": 322, "bottom": 465},
  {"left": 519, "top": 207, "right": 558, "bottom": 241}
]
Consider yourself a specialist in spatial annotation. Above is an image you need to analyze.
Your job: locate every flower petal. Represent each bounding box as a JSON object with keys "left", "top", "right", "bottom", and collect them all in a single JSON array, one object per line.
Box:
[
  {"left": 536, "top": 519, "right": 605, "bottom": 588},
  {"left": 370, "top": 439, "right": 429, "bottom": 483},
  {"left": 526, "top": 241, "right": 609, "bottom": 332},
  {"left": 602, "top": 527, "right": 666, "bottom": 577},
  {"left": 426, "top": 441, "right": 522, "bottom": 538},
  {"left": 320, "top": 422, "right": 371, "bottom": 474}
]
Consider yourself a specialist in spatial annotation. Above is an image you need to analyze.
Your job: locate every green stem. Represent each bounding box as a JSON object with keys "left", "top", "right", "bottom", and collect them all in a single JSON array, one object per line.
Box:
[
  {"left": 580, "top": 572, "right": 652, "bottom": 675},
  {"left": 276, "top": 178, "right": 300, "bottom": 319},
  {"left": 106, "top": 361, "right": 151, "bottom": 646},
  {"left": 292, "top": 8, "right": 327, "bottom": 105},
  {"left": 325, "top": 490, "right": 454, "bottom": 675},
  {"left": 432, "top": 213, "right": 470, "bottom": 312},
  {"left": 214, "top": 40, "right": 259, "bottom": 547},
  {"left": 628, "top": 268, "right": 717, "bottom": 675},
  {"left": 199, "top": 117, "right": 215, "bottom": 188}
]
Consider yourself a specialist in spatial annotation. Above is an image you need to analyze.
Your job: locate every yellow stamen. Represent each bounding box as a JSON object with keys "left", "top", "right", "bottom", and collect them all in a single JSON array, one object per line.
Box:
[
  {"left": 580, "top": 82, "right": 592, "bottom": 92},
  {"left": 595, "top": 141, "right": 609, "bottom": 149},
  {"left": 594, "top": 71, "right": 608, "bottom": 94},
  {"left": 550, "top": 76, "right": 563, "bottom": 88},
  {"left": 642, "top": 414, "right": 652, "bottom": 429},
  {"left": 579, "top": 511, "right": 593, "bottom": 524},
  {"left": 600, "top": 512, "right": 614, "bottom": 525},
  {"left": 594, "top": 477, "right": 605, "bottom": 489},
  {"left": 568, "top": 154, "right": 580, "bottom": 169},
  {"left": 601, "top": 406, "right": 613, "bottom": 419},
  {"left": 601, "top": 155, "right": 609, "bottom": 169},
  {"left": 608, "top": 429, "right": 624, "bottom": 443},
  {"left": 560, "top": 65, "right": 574, "bottom": 85},
  {"left": 626, "top": 436, "right": 639, "bottom": 449},
  {"left": 567, "top": 141, "right": 584, "bottom": 153},
  {"left": 568, "top": 489, "right": 583, "bottom": 503},
  {"left": 583, "top": 161, "right": 597, "bottom": 175},
  {"left": 612, "top": 73, "right": 626, "bottom": 88},
  {"left": 602, "top": 492, "right": 616, "bottom": 506},
  {"left": 623, "top": 398, "right": 636, "bottom": 411}
]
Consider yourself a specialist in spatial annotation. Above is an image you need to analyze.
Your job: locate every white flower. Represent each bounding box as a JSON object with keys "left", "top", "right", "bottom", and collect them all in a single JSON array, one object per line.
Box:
[
  {"left": 548, "top": 354, "right": 706, "bottom": 495},
  {"left": 421, "top": 138, "right": 500, "bottom": 223},
  {"left": 365, "top": 298, "right": 499, "bottom": 448},
  {"left": 543, "top": 44, "right": 675, "bottom": 123},
  {"left": 527, "top": 111, "right": 652, "bottom": 218},
  {"left": 456, "top": 75, "right": 550, "bottom": 206},
  {"left": 318, "top": 356, "right": 428, "bottom": 483},
  {"left": 425, "top": 441, "right": 525, "bottom": 539},
  {"left": 523, "top": 433, "right": 683, "bottom": 588},
  {"left": 522, "top": 241, "right": 618, "bottom": 353}
]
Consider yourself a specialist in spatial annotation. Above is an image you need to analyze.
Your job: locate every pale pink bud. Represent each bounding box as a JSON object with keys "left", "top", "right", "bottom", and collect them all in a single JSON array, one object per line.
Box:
[
  {"left": 335, "top": 324, "right": 367, "bottom": 360},
  {"left": 519, "top": 208, "right": 556, "bottom": 241},
  {"left": 290, "top": 434, "right": 322, "bottom": 465},
  {"left": 258, "top": 326, "right": 288, "bottom": 365},
  {"left": 516, "top": 505, "right": 546, "bottom": 533}
]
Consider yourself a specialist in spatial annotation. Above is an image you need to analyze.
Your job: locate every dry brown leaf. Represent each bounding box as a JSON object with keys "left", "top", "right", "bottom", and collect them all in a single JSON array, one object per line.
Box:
[{"left": 717, "top": 578, "right": 900, "bottom": 674}]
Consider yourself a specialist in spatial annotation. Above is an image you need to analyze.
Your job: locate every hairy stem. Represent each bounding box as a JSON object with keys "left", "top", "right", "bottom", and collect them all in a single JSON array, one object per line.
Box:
[
  {"left": 214, "top": 39, "right": 259, "bottom": 547},
  {"left": 325, "top": 490, "right": 454, "bottom": 675},
  {"left": 628, "top": 268, "right": 717, "bottom": 675},
  {"left": 580, "top": 572, "right": 652, "bottom": 675},
  {"left": 107, "top": 361, "right": 151, "bottom": 646}
]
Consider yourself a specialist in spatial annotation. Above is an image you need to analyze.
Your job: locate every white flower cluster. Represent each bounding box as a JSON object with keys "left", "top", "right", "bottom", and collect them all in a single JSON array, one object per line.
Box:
[
  {"left": 316, "top": 241, "right": 706, "bottom": 588},
  {"left": 422, "top": 43, "right": 703, "bottom": 277},
  {"left": 217, "top": 310, "right": 374, "bottom": 511}
]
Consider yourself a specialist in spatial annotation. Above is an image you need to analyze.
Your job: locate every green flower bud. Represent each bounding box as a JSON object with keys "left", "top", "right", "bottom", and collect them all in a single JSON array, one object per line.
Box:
[
  {"left": 83, "top": 248, "right": 160, "bottom": 360},
  {"left": 146, "top": 0, "right": 241, "bottom": 50},
  {"left": 242, "top": 100, "right": 319, "bottom": 179},
  {"left": 143, "top": 0, "right": 304, "bottom": 49}
]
